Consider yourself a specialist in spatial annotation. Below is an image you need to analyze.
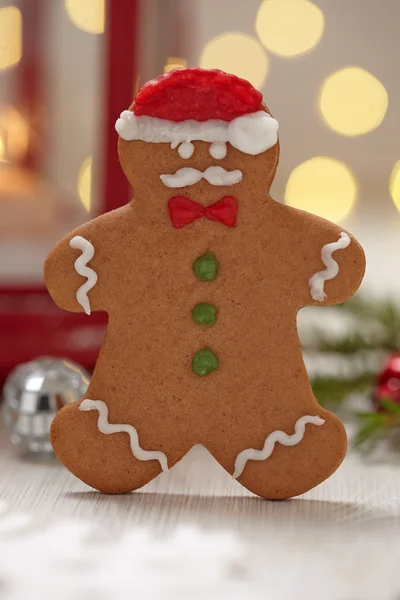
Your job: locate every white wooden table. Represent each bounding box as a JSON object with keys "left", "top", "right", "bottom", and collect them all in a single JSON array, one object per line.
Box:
[{"left": 1, "top": 422, "right": 400, "bottom": 599}]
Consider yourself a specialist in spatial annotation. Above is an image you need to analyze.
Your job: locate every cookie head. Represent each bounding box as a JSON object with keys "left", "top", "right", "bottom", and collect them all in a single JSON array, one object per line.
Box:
[{"left": 116, "top": 68, "right": 279, "bottom": 194}]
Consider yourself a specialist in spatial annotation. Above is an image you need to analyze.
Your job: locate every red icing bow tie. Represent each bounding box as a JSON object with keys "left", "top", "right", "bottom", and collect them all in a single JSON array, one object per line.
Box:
[{"left": 168, "top": 196, "right": 238, "bottom": 229}]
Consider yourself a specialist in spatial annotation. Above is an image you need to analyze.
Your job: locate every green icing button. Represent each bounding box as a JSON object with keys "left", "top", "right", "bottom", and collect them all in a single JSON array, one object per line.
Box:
[
  {"left": 191, "top": 303, "right": 217, "bottom": 327},
  {"left": 192, "top": 347, "right": 219, "bottom": 377},
  {"left": 193, "top": 253, "right": 219, "bottom": 282}
]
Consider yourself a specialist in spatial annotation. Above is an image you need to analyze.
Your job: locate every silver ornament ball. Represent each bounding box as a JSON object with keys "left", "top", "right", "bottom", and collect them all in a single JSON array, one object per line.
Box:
[{"left": 2, "top": 357, "right": 90, "bottom": 454}]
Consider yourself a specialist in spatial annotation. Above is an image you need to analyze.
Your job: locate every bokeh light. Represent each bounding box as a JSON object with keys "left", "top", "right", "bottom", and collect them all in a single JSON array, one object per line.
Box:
[
  {"left": 77, "top": 156, "right": 92, "bottom": 211},
  {"left": 390, "top": 161, "right": 400, "bottom": 214},
  {"left": 256, "top": 0, "right": 324, "bottom": 57},
  {"left": 0, "top": 105, "right": 29, "bottom": 162},
  {"left": 64, "top": 0, "right": 105, "bottom": 34},
  {"left": 285, "top": 156, "right": 357, "bottom": 223},
  {"left": 164, "top": 57, "right": 187, "bottom": 73},
  {"left": 0, "top": 137, "right": 6, "bottom": 163},
  {"left": 199, "top": 33, "right": 268, "bottom": 89},
  {"left": 0, "top": 105, "right": 29, "bottom": 161},
  {"left": 0, "top": 6, "right": 22, "bottom": 71},
  {"left": 319, "top": 67, "right": 388, "bottom": 136}
]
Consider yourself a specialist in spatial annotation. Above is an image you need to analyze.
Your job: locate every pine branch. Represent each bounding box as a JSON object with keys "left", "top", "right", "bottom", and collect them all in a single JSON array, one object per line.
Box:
[
  {"left": 354, "top": 413, "right": 390, "bottom": 452},
  {"left": 303, "top": 333, "right": 384, "bottom": 354},
  {"left": 312, "top": 372, "right": 374, "bottom": 409},
  {"left": 354, "top": 398, "right": 400, "bottom": 452},
  {"left": 304, "top": 295, "right": 400, "bottom": 356}
]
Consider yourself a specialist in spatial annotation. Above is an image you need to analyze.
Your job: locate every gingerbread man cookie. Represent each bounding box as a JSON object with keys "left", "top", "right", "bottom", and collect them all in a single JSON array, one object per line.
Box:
[{"left": 45, "top": 69, "right": 365, "bottom": 499}]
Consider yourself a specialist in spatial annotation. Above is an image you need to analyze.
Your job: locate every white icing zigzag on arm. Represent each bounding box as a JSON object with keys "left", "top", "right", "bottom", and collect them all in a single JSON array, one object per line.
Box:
[
  {"left": 79, "top": 400, "right": 169, "bottom": 472},
  {"left": 69, "top": 236, "right": 98, "bottom": 315},
  {"left": 308, "top": 232, "right": 351, "bottom": 302},
  {"left": 233, "top": 415, "right": 325, "bottom": 479}
]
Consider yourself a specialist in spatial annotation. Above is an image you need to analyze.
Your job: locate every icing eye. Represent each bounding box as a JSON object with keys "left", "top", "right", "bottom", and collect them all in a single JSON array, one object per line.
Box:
[
  {"left": 178, "top": 142, "right": 194, "bottom": 159},
  {"left": 209, "top": 142, "right": 227, "bottom": 159}
]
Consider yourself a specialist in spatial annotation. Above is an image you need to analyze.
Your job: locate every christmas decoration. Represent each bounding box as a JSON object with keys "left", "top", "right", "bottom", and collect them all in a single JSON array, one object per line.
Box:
[
  {"left": 305, "top": 295, "right": 400, "bottom": 450},
  {"left": 2, "top": 357, "right": 89, "bottom": 454},
  {"left": 373, "top": 353, "right": 400, "bottom": 409},
  {"left": 0, "top": 0, "right": 137, "bottom": 377}
]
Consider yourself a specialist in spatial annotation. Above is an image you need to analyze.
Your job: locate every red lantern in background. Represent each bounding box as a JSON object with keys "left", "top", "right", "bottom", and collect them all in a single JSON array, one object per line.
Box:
[{"left": 0, "top": 0, "right": 137, "bottom": 380}]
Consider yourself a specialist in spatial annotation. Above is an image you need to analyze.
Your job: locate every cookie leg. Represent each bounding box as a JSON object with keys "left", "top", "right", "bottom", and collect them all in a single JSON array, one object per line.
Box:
[
  {"left": 51, "top": 400, "right": 174, "bottom": 494},
  {"left": 218, "top": 410, "right": 346, "bottom": 500}
]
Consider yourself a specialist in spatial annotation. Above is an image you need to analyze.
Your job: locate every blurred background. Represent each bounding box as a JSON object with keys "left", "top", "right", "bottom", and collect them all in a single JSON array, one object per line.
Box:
[{"left": 1, "top": 0, "right": 400, "bottom": 449}]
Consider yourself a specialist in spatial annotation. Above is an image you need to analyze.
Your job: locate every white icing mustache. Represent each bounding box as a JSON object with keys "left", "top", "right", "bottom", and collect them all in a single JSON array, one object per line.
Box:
[{"left": 160, "top": 166, "right": 243, "bottom": 188}]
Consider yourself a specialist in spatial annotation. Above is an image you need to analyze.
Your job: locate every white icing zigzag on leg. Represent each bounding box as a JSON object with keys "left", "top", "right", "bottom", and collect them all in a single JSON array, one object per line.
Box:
[
  {"left": 70, "top": 236, "right": 98, "bottom": 315},
  {"left": 309, "top": 232, "right": 351, "bottom": 302},
  {"left": 233, "top": 415, "right": 325, "bottom": 479},
  {"left": 79, "top": 400, "right": 169, "bottom": 472}
]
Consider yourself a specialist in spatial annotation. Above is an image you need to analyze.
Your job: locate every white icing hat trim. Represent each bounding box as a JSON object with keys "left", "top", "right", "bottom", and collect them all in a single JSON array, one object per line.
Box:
[{"left": 115, "top": 110, "right": 279, "bottom": 156}]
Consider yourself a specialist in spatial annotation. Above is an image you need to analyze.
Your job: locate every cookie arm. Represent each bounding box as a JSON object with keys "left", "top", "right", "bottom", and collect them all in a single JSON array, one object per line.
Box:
[
  {"left": 44, "top": 207, "right": 129, "bottom": 313},
  {"left": 279, "top": 205, "right": 365, "bottom": 308}
]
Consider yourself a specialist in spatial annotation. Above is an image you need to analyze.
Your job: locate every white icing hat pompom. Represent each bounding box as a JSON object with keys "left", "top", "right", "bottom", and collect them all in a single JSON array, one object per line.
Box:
[{"left": 227, "top": 111, "right": 279, "bottom": 156}]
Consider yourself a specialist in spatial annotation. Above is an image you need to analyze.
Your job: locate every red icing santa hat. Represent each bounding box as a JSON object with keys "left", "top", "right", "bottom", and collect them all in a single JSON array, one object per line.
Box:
[{"left": 115, "top": 68, "right": 279, "bottom": 156}]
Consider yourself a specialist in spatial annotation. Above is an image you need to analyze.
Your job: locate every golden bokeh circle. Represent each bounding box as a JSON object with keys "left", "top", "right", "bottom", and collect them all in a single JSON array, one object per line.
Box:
[
  {"left": 77, "top": 156, "right": 92, "bottom": 212},
  {"left": 255, "top": 0, "right": 324, "bottom": 57},
  {"left": 199, "top": 33, "right": 268, "bottom": 89},
  {"left": 390, "top": 161, "right": 400, "bottom": 214},
  {"left": 0, "top": 6, "right": 22, "bottom": 71},
  {"left": 285, "top": 156, "right": 357, "bottom": 223},
  {"left": 319, "top": 67, "right": 388, "bottom": 136},
  {"left": 0, "top": 137, "right": 6, "bottom": 162},
  {"left": 64, "top": 0, "right": 105, "bottom": 34}
]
